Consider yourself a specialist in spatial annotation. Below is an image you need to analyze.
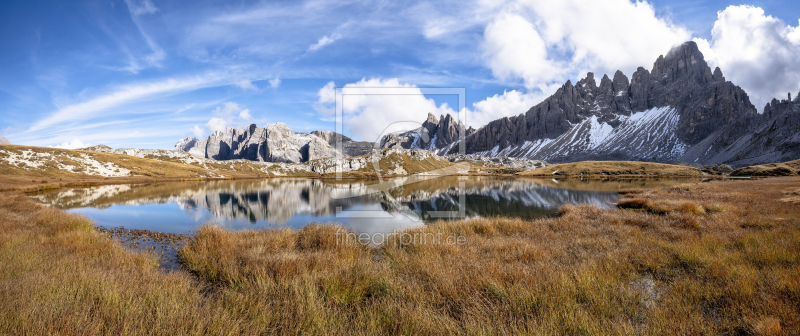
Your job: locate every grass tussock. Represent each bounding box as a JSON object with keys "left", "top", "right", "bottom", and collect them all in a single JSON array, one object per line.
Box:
[
  {"left": 781, "top": 188, "right": 800, "bottom": 204},
  {"left": 2, "top": 177, "right": 800, "bottom": 334},
  {"left": 730, "top": 159, "right": 800, "bottom": 177},
  {"left": 518, "top": 160, "right": 703, "bottom": 177}
]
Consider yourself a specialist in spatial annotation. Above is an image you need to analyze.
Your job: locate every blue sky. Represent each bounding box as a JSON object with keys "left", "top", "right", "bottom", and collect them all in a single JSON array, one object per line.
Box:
[{"left": 1, "top": 0, "right": 799, "bottom": 149}]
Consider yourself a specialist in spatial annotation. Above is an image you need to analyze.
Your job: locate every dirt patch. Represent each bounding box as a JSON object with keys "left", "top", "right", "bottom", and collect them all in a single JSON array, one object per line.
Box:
[{"left": 97, "top": 226, "right": 190, "bottom": 272}]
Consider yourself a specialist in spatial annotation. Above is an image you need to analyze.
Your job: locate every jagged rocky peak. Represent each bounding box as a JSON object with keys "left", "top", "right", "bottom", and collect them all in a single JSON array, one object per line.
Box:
[
  {"left": 713, "top": 67, "right": 725, "bottom": 82},
  {"left": 0, "top": 136, "right": 10, "bottom": 145},
  {"left": 422, "top": 112, "right": 439, "bottom": 138},
  {"left": 173, "top": 137, "right": 198, "bottom": 152},
  {"left": 380, "top": 113, "right": 475, "bottom": 152},
  {"left": 651, "top": 41, "right": 714, "bottom": 84}
]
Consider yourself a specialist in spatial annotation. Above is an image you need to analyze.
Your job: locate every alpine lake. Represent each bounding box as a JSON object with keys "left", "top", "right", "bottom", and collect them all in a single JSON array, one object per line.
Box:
[{"left": 31, "top": 176, "right": 703, "bottom": 237}]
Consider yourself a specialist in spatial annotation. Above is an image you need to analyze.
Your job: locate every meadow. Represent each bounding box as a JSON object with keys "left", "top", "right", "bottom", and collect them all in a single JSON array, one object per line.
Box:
[{"left": 0, "top": 176, "right": 798, "bottom": 335}]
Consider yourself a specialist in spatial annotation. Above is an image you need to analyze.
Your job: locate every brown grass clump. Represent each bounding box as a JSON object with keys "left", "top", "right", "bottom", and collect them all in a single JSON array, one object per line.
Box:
[
  {"left": 2, "top": 177, "right": 800, "bottom": 334},
  {"left": 781, "top": 188, "right": 800, "bottom": 204},
  {"left": 730, "top": 158, "right": 800, "bottom": 176}
]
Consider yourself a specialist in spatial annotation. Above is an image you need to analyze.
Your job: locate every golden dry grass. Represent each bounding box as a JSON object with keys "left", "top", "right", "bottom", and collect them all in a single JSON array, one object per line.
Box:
[
  {"left": 2, "top": 177, "right": 800, "bottom": 334},
  {"left": 731, "top": 159, "right": 800, "bottom": 177},
  {"left": 518, "top": 160, "right": 703, "bottom": 177}
]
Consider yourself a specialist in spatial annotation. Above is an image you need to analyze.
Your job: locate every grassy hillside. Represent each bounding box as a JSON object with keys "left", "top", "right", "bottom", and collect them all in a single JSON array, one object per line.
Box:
[
  {"left": 730, "top": 159, "right": 800, "bottom": 176},
  {"left": 355, "top": 151, "right": 454, "bottom": 175},
  {"left": 518, "top": 160, "right": 703, "bottom": 177},
  {"left": 0, "top": 145, "right": 460, "bottom": 190},
  {"left": 0, "top": 145, "right": 311, "bottom": 191}
]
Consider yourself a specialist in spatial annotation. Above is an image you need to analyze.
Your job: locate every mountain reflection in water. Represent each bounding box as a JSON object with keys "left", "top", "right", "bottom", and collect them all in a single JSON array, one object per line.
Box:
[{"left": 30, "top": 176, "right": 699, "bottom": 235}]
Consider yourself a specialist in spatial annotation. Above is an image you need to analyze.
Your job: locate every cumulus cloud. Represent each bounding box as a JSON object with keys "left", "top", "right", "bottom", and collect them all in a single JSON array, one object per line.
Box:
[
  {"left": 188, "top": 125, "right": 204, "bottom": 138},
  {"left": 313, "top": 78, "right": 461, "bottom": 142},
  {"left": 238, "top": 109, "right": 252, "bottom": 120},
  {"left": 470, "top": 89, "right": 554, "bottom": 128},
  {"left": 269, "top": 77, "right": 281, "bottom": 88},
  {"left": 204, "top": 102, "right": 253, "bottom": 133},
  {"left": 480, "top": 0, "right": 690, "bottom": 90},
  {"left": 53, "top": 139, "right": 89, "bottom": 149},
  {"left": 205, "top": 118, "right": 228, "bottom": 133},
  {"left": 235, "top": 79, "right": 258, "bottom": 91},
  {"left": 694, "top": 5, "right": 800, "bottom": 110},
  {"left": 314, "top": 81, "right": 337, "bottom": 115},
  {"left": 482, "top": 13, "right": 559, "bottom": 90}
]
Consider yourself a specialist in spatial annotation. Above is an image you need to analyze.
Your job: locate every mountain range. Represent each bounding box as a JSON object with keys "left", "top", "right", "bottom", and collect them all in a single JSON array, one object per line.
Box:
[
  {"left": 389, "top": 41, "right": 800, "bottom": 167},
  {"left": 174, "top": 41, "right": 800, "bottom": 168},
  {"left": 173, "top": 123, "right": 373, "bottom": 163}
]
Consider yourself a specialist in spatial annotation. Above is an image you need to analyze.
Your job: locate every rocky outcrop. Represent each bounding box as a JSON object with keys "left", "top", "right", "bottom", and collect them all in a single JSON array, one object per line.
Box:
[
  {"left": 311, "top": 130, "right": 375, "bottom": 157},
  {"left": 173, "top": 123, "right": 342, "bottom": 163},
  {"left": 697, "top": 95, "right": 800, "bottom": 166},
  {"left": 0, "top": 136, "right": 9, "bottom": 145},
  {"left": 387, "top": 41, "right": 799, "bottom": 167},
  {"left": 379, "top": 113, "right": 476, "bottom": 152},
  {"left": 443, "top": 154, "right": 548, "bottom": 170}
]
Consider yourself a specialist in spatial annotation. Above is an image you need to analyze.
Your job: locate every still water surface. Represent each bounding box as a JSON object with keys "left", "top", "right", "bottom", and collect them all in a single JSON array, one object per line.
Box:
[{"left": 31, "top": 176, "right": 699, "bottom": 235}]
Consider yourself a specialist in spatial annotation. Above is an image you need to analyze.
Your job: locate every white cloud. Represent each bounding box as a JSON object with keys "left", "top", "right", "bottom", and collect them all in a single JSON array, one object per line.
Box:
[
  {"left": 480, "top": 0, "right": 690, "bottom": 90},
  {"left": 314, "top": 78, "right": 460, "bottom": 142},
  {"left": 309, "top": 33, "right": 342, "bottom": 51},
  {"left": 470, "top": 88, "right": 554, "bottom": 128},
  {"left": 694, "top": 5, "right": 800, "bottom": 110},
  {"left": 205, "top": 118, "right": 228, "bottom": 133},
  {"left": 125, "top": 0, "right": 159, "bottom": 16},
  {"left": 176, "top": 104, "right": 195, "bottom": 114},
  {"left": 189, "top": 125, "right": 204, "bottom": 138},
  {"left": 120, "top": 0, "right": 165, "bottom": 74},
  {"left": 482, "top": 13, "right": 559, "bottom": 90},
  {"left": 204, "top": 102, "right": 253, "bottom": 133},
  {"left": 238, "top": 109, "right": 252, "bottom": 120},
  {"left": 235, "top": 79, "right": 258, "bottom": 91},
  {"left": 28, "top": 72, "right": 227, "bottom": 132},
  {"left": 52, "top": 139, "right": 89, "bottom": 149},
  {"left": 269, "top": 77, "right": 281, "bottom": 88},
  {"left": 314, "top": 81, "right": 336, "bottom": 115}
]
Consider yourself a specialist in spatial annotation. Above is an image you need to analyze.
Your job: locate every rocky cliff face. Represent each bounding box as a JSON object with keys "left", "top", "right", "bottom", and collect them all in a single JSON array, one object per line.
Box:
[
  {"left": 389, "top": 41, "right": 798, "bottom": 167},
  {"left": 380, "top": 113, "right": 476, "bottom": 152},
  {"left": 310, "top": 130, "right": 375, "bottom": 157},
  {"left": 173, "top": 123, "right": 345, "bottom": 163}
]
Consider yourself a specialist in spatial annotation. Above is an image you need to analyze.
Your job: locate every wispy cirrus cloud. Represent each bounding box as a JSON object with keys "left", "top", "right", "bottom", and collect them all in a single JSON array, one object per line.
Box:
[
  {"left": 27, "top": 73, "right": 229, "bottom": 132},
  {"left": 308, "top": 33, "right": 342, "bottom": 51}
]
